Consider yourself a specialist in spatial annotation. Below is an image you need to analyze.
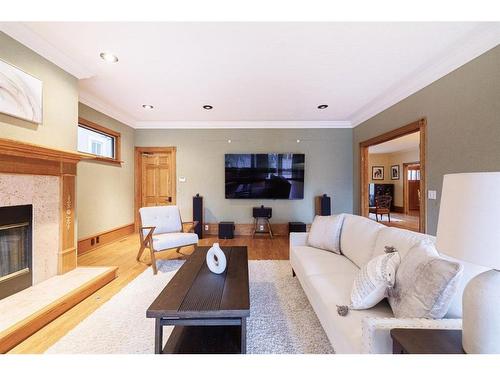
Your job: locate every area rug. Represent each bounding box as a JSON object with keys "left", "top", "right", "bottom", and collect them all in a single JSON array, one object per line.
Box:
[{"left": 46, "top": 260, "right": 333, "bottom": 354}]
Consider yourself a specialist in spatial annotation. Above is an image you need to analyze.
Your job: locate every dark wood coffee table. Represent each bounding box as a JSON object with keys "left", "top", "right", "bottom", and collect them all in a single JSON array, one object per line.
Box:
[{"left": 147, "top": 246, "right": 250, "bottom": 354}]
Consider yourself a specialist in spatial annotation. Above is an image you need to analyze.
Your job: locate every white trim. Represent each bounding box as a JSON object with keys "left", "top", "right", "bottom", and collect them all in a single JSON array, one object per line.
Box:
[
  {"left": 79, "top": 90, "right": 137, "bottom": 128},
  {"left": 133, "top": 120, "right": 352, "bottom": 129},
  {"left": 350, "top": 23, "right": 500, "bottom": 127},
  {"left": 0, "top": 22, "right": 94, "bottom": 79}
]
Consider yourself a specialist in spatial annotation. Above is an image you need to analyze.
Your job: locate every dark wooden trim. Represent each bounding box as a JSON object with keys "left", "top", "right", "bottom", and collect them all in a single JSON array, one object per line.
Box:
[
  {"left": 134, "top": 147, "right": 177, "bottom": 231},
  {"left": 0, "top": 267, "right": 118, "bottom": 353},
  {"left": 77, "top": 223, "right": 135, "bottom": 255},
  {"left": 78, "top": 117, "right": 122, "bottom": 165},
  {"left": 359, "top": 118, "right": 427, "bottom": 233},
  {"left": 392, "top": 206, "right": 404, "bottom": 213}
]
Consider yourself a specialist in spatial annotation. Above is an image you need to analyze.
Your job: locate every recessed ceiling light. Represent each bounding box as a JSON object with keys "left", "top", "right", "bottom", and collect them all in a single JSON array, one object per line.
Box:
[
  {"left": 142, "top": 104, "right": 154, "bottom": 110},
  {"left": 296, "top": 139, "right": 301, "bottom": 143},
  {"left": 227, "top": 139, "right": 232, "bottom": 143},
  {"left": 203, "top": 105, "right": 213, "bottom": 110},
  {"left": 317, "top": 104, "right": 328, "bottom": 109},
  {"left": 99, "top": 52, "right": 119, "bottom": 63}
]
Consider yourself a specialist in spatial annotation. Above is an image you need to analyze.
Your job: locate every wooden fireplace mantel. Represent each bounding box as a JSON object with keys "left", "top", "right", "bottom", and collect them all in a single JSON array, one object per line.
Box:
[{"left": 0, "top": 138, "right": 93, "bottom": 275}]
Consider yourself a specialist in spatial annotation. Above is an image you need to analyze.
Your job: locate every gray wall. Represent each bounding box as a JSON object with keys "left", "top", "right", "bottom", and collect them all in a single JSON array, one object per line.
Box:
[
  {"left": 77, "top": 103, "right": 136, "bottom": 239},
  {"left": 136, "top": 128, "right": 353, "bottom": 223},
  {"left": 354, "top": 45, "right": 500, "bottom": 235}
]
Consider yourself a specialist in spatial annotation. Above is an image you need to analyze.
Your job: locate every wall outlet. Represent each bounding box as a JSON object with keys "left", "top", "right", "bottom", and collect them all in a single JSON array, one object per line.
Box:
[
  {"left": 428, "top": 190, "right": 437, "bottom": 200},
  {"left": 204, "top": 224, "right": 209, "bottom": 231},
  {"left": 259, "top": 225, "right": 264, "bottom": 231}
]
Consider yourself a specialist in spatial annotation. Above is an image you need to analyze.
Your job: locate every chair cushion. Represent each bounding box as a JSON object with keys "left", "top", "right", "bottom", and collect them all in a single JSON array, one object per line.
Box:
[
  {"left": 340, "top": 214, "right": 384, "bottom": 267},
  {"left": 307, "top": 214, "right": 344, "bottom": 254},
  {"left": 140, "top": 206, "right": 182, "bottom": 235},
  {"left": 152, "top": 232, "right": 198, "bottom": 251},
  {"left": 372, "top": 227, "right": 435, "bottom": 260},
  {"left": 291, "top": 245, "right": 358, "bottom": 278}
]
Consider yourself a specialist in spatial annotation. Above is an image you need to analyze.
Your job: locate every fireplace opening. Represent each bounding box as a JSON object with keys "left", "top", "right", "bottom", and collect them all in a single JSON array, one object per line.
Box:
[{"left": 0, "top": 204, "right": 33, "bottom": 300}]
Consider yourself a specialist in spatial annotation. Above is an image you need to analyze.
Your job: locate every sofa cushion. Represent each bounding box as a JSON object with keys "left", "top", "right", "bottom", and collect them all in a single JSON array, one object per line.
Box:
[
  {"left": 351, "top": 252, "right": 401, "bottom": 310},
  {"left": 372, "top": 227, "right": 435, "bottom": 260},
  {"left": 307, "top": 214, "right": 344, "bottom": 254},
  {"left": 340, "top": 214, "right": 384, "bottom": 267},
  {"left": 305, "top": 272, "right": 393, "bottom": 353},
  {"left": 388, "top": 243, "right": 464, "bottom": 319},
  {"left": 290, "top": 245, "right": 358, "bottom": 277}
]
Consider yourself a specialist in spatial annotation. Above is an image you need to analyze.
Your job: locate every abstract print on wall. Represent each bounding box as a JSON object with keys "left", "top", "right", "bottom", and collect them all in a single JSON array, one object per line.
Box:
[{"left": 0, "top": 59, "right": 42, "bottom": 124}]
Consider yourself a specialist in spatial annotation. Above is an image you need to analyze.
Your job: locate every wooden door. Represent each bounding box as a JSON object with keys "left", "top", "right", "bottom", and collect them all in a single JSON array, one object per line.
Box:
[
  {"left": 141, "top": 152, "right": 175, "bottom": 207},
  {"left": 405, "top": 164, "right": 421, "bottom": 212}
]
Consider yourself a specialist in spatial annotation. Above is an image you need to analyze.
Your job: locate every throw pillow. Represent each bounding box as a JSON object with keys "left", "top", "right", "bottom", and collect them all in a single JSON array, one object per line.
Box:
[
  {"left": 307, "top": 214, "right": 344, "bottom": 254},
  {"left": 350, "top": 251, "right": 401, "bottom": 310},
  {"left": 388, "top": 243, "right": 464, "bottom": 319}
]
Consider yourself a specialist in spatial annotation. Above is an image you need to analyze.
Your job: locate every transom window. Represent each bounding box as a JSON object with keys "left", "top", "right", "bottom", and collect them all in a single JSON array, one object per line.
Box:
[{"left": 77, "top": 118, "right": 122, "bottom": 164}]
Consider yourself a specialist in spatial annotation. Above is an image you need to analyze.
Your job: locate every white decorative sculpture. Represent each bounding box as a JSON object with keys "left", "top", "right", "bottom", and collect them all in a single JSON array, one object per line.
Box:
[{"left": 206, "top": 243, "right": 227, "bottom": 274}]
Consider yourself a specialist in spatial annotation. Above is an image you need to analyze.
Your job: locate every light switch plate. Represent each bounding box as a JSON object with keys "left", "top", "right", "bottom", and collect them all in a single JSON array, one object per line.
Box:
[
  {"left": 428, "top": 190, "right": 437, "bottom": 200},
  {"left": 179, "top": 176, "right": 186, "bottom": 183}
]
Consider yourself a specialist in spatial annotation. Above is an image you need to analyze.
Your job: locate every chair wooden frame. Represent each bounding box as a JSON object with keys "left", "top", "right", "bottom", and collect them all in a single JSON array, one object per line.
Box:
[{"left": 136, "top": 218, "right": 198, "bottom": 275}]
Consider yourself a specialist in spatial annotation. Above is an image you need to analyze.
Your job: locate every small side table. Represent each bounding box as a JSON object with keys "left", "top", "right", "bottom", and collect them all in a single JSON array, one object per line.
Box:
[{"left": 390, "top": 329, "right": 465, "bottom": 354}]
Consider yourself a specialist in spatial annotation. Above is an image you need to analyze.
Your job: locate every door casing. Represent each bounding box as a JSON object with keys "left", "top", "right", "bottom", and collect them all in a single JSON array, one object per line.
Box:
[{"left": 134, "top": 147, "right": 177, "bottom": 231}]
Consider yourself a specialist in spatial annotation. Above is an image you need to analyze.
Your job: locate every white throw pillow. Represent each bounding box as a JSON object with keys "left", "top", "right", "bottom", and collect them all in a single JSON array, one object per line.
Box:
[
  {"left": 307, "top": 214, "right": 344, "bottom": 254},
  {"left": 350, "top": 251, "right": 401, "bottom": 310}
]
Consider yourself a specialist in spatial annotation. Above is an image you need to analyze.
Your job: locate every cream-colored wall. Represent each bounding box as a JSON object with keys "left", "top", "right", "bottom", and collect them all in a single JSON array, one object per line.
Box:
[
  {"left": 0, "top": 32, "right": 78, "bottom": 150},
  {"left": 76, "top": 104, "right": 135, "bottom": 239},
  {"left": 368, "top": 148, "right": 419, "bottom": 208}
]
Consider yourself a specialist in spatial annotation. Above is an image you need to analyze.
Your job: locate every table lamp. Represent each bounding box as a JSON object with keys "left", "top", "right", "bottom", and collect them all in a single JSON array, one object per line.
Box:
[{"left": 436, "top": 172, "right": 500, "bottom": 353}]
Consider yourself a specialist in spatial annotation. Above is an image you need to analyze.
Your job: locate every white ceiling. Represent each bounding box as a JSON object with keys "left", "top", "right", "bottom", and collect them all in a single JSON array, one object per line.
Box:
[
  {"left": 369, "top": 132, "right": 420, "bottom": 154},
  {"left": 1, "top": 22, "right": 499, "bottom": 129}
]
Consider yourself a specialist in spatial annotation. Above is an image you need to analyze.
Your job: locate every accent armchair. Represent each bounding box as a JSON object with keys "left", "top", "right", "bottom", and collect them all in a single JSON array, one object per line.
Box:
[
  {"left": 136, "top": 205, "right": 199, "bottom": 274},
  {"left": 369, "top": 195, "right": 392, "bottom": 222}
]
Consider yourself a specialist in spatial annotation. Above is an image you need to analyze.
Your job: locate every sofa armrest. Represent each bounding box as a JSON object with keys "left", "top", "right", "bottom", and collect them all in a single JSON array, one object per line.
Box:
[
  {"left": 361, "top": 317, "right": 462, "bottom": 354},
  {"left": 289, "top": 232, "right": 308, "bottom": 247}
]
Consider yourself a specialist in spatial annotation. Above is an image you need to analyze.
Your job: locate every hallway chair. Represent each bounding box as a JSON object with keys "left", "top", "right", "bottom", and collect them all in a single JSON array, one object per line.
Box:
[
  {"left": 369, "top": 195, "right": 393, "bottom": 222},
  {"left": 137, "top": 206, "right": 198, "bottom": 274}
]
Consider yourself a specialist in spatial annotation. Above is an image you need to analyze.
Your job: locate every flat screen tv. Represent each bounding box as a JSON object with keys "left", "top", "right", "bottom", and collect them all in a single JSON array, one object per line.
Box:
[{"left": 225, "top": 153, "right": 305, "bottom": 199}]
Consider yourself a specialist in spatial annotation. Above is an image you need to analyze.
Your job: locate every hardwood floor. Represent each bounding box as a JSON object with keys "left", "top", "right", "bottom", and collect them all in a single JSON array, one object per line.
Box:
[
  {"left": 368, "top": 211, "right": 420, "bottom": 232},
  {"left": 8, "top": 233, "right": 289, "bottom": 353}
]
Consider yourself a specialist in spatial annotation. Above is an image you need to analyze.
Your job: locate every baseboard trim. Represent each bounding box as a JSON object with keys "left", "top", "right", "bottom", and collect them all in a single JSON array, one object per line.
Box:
[
  {"left": 393, "top": 206, "right": 404, "bottom": 213},
  {"left": 202, "top": 223, "right": 311, "bottom": 236},
  {"left": 0, "top": 266, "right": 118, "bottom": 353},
  {"left": 78, "top": 223, "right": 135, "bottom": 255}
]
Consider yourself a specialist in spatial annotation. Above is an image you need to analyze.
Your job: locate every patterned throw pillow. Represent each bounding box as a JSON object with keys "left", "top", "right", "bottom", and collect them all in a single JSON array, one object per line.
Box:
[
  {"left": 388, "top": 243, "right": 464, "bottom": 319},
  {"left": 307, "top": 214, "right": 345, "bottom": 254},
  {"left": 350, "top": 251, "right": 401, "bottom": 310}
]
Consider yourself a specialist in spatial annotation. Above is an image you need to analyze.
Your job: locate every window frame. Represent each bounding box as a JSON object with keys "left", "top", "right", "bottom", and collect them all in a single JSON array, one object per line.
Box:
[{"left": 78, "top": 117, "right": 122, "bottom": 165}]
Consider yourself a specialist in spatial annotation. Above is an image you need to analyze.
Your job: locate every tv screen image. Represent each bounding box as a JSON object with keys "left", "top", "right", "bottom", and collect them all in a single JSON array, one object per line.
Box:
[{"left": 225, "top": 153, "right": 305, "bottom": 199}]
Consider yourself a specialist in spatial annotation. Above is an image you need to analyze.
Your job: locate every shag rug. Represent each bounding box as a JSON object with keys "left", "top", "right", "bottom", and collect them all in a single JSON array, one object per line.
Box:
[{"left": 46, "top": 260, "right": 333, "bottom": 354}]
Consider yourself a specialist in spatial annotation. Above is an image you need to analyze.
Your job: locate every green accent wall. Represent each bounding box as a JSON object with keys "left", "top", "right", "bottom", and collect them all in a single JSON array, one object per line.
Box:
[{"left": 135, "top": 128, "right": 353, "bottom": 223}]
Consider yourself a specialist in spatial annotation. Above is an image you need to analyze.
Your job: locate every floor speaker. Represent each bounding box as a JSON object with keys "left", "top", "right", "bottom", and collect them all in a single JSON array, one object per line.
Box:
[
  {"left": 315, "top": 194, "right": 331, "bottom": 216},
  {"left": 193, "top": 194, "right": 203, "bottom": 239}
]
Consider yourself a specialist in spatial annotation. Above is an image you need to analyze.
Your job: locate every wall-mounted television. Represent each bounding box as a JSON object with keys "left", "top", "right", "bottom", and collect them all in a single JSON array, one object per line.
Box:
[{"left": 225, "top": 153, "right": 305, "bottom": 199}]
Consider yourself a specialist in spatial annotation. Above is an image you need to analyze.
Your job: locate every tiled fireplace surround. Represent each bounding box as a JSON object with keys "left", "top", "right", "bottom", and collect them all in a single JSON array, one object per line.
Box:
[{"left": 0, "top": 138, "right": 85, "bottom": 293}]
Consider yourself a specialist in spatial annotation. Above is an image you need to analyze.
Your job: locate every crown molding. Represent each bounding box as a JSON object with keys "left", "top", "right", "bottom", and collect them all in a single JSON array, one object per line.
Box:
[
  {"left": 350, "top": 23, "right": 500, "bottom": 127},
  {"left": 0, "top": 22, "right": 94, "bottom": 79},
  {"left": 78, "top": 90, "right": 137, "bottom": 128},
  {"left": 133, "top": 120, "right": 352, "bottom": 129}
]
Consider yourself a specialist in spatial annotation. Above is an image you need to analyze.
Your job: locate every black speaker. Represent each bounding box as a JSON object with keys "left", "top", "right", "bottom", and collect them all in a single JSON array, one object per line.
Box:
[
  {"left": 289, "top": 222, "right": 306, "bottom": 233},
  {"left": 315, "top": 194, "right": 331, "bottom": 216},
  {"left": 252, "top": 205, "right": 272, "bottom": 218},
  {"left": 193, "top": 194, "right": 203, "bottom": 239},
  {"left": 218, "top": 221, "right": 235, "bottom": 239}
]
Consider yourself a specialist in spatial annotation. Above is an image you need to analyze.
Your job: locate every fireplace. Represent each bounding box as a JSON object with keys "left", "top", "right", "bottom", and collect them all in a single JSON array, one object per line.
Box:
[{"left": 0, "top": 204, "right": 33, "bottom": 300}]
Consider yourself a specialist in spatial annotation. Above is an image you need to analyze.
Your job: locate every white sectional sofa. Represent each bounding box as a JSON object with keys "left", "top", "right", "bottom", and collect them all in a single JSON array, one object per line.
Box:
[{"left": 290, "top": 214, "right": 488, "bottom": 353}]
